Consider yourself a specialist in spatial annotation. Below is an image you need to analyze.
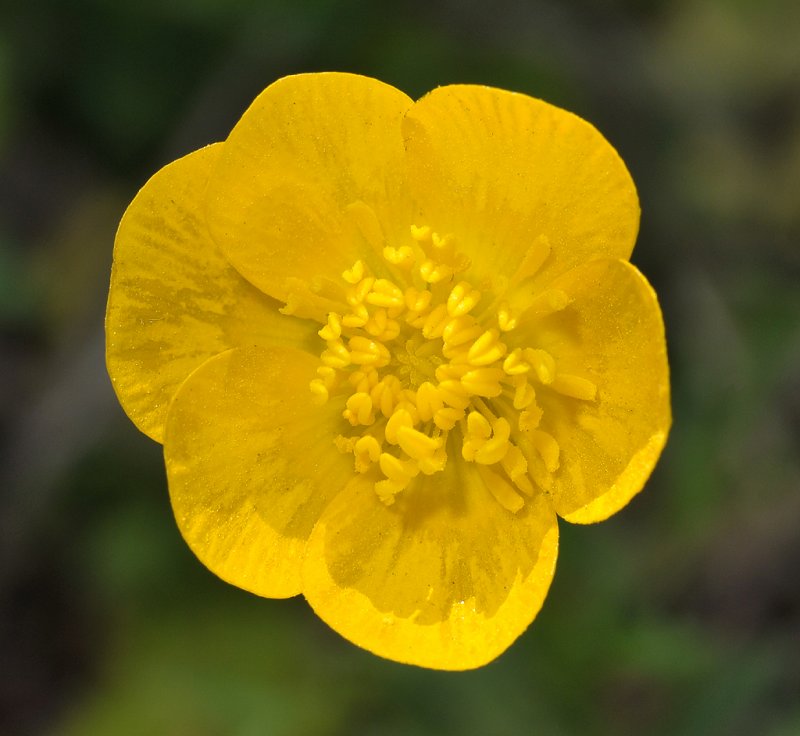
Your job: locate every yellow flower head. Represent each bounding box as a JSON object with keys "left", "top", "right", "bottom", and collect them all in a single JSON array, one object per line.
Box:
[{"left": 106, "top": 73, "right": 670, "bottom": 670}]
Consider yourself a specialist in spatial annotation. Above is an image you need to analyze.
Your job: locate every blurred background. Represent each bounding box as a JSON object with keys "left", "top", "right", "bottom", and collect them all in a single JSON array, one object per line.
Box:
[{"left": 1, "top": 0, "right": 799, "bottom": 734}]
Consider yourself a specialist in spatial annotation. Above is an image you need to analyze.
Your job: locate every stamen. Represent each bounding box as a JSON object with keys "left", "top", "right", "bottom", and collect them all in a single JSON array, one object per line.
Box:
[
  {"left": 342, "top": 260, "right": 366, "bottom": 285},
  {"left": 520, "top": 289, "right": 572, "bottom": 320},
  {"left": 512, "top": 379, "right": 536, "bottom": 410},
  {"left": 415, "top": 382, "right": 443, "bottom": 422},
  {"left": 383, "top": 245, "right": 415, "bottom": 266},
  {"left": 318, "top": 312, "right": 342, "bottom": 340},
  {"left": 510, "top": 234, "right": 551, "bottom": 287},
  {"left": 346, "top": 276, "right": 375, "bottom": 306},
  {"left": 371, "top": 374, "right": 402, "bottom": 417},
  {"left": 348, "top": 336, "right": 390, "bottom": 367},
  {"left": 321, "top": 339, "right": 351, "bottom": 369},
  {"left": 396, "top": 426, "right": 442, "bottom": 461},
  {"left": 345, "top": 201, "right": 385, "bottom": 252},
  {"left": 467, "top": 329, "right": 507, "bottom": 366},
  {"left": 446, "top": 281, "right": 482, "bottom": 317},
  {"left": 437, "top": 380, "right": 471, "bottom": 410},
  {"left": 384, "top": 408, "right": 415, "bottom": 444},
  {"left": 421, "top": 304, "right": 450, "bottom": 339},
  {"left": 518, "top": 405, "right": 543, "bottom": 432},
  {"left": 550, "top": 374, "right": 598, "bottom": 401},
  {"left": 353, "top": 435, "right": 381, "bottom": 472},
  {"left": 530, "top": 429, "right": 560, "bottom": 473},
  {"left": 404, "top": 287, "right": 432, "bottom": 313},
  {"left": 474, "top": 418, "right": 511, "bottom": 465},
  {"left": 379, "top": 452, "right": 419, "bottom": 485},
  {"left": 497, "top": 302, "right": 517, "bottom": 331},
  {"left": 309, "top": 379, "right": 329, "bottom": 405},
  {"left": 434, "top": 407, "right": 463, "bottom": 430},
  {"left": 460, "top": 367, "right": 505, "bottom": 398},
  {"left": 442, "top": 315, "right": 482, "bottom": 347},
  {"left": 477, "top": 465, "right": 524, "bottom": 513},
  {"left": 502, "top": 348, "right": 531, "bottom": 376},
  {"left": 342, "top": 303, "right": 369, "bottom": 327},
  {"left": 501, "top": 446, "right": 534, "bottom": 496},
  {"left": 524, "top": 348, "right": 556, "bottom": 384},
  {"left": 344, "top": 392, "right": 374, "bottom": 426},
  {"left": 366, "top": 279, "right": 404, "bottom": 309},
  {"left": 410, "top": 224, "right": 432, "bottom": 242},
  {"left": 311, "top": 222, "right": 594, "bottom": 509},
  {"left": 419, "top": 259, "right": 454, "bottom": 284}
]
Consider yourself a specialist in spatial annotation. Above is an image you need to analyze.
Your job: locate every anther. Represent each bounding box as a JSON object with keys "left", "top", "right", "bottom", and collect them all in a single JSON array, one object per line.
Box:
[
  {"left": 383, "top": 245, "right": 414, "bottom": 266},
  {"left": 512, "top": 378, "right": 536, "bottom": 410},
  {"left": 348, "top": 277, "right": 376, "bottom": 306},
  {"left": 366, "top": 279, "right": 404, "bottom": 309},
  {"left": 531, "top": 429, "right": 560, "bottom": 473},
  {"left": 503, "top": 348, "right": 531, "bottom": 376},
  {"left": 321, "top": 340, "right": 350, "bottom": 369},
  {"left": 396, "top": 426, "right": 442, "bottom": 461},
  {"left": 404, "top": 287, "right": 432, "bottom": 313},
  {"left": 460, "top": 367, "right": 505, "bottom": 398},
  {"left": 344, "top": 392, "right": 374, "bottom": 426},
  {"left": 342, "top": 303, "right": 369, "bottom": 327},
  {"left": 474, "top": 417, "right": 511, "bottom": 465},
  {"left": 316, "top": 365, "right": 337, "bottom": 388},
  {"left": 446, "top": 281, "right": 482, "bottom": 317},
  {"left": 419, "top": 259, "right": 454, "bottom": 284},
  {"left": 518, "top": 406, "right": 543, "bottom": 432},
  {"left": 415, "top": 381, "right": 443, "bottom": 422},
  {"left": 384, "top": 408, "right": 415, "bottom": 444},
  {"left": 467, "top": 329, "right": 507, "bottom": 366},
  {"left": 379, "top": 452, "right": 419, "bottom": 485},
  {"left": 353, "top": 435, "right": 381, "bottom": 472},
  {"left": 497, "top": 302, "right": 517, "bottom": 332},
  {"left": 421, "top": 304, "right": 449, "bottom": 339},
  {"left": 410, "top": 224, "right": 431, "bottom": 242},
  {"left": 523, "top": 289, "right": 571, "bottom": 320},
  {"left": 346, "top": 201, "right": 385, "bottom": 251},
  {"left": 476, "top": 465, "right": 524, "bottom": 513},
  {"left": 442, "top": 315, "right": 482, "bottom": 347},
  {"left": 434, "top": 406, "right": 463, "bottom": 430},
  {"left": 501, "top": 446, "right": 533, "bottom": 495},
  {"left": 348, "top": 336, "right": 390, "bottom": 367},
  {"left": 524, "top": 348, "right": 556, "bottom": 384},
  {"left": 371, "top": 375, "right": 401, "bottom": 417},
  {"left": 309, "top": 379, "right": 329, "bottom": 405},
  {"left": 437, "top": 380, "right": 471, "bottom": 410},
  {"left": 342, "top": 260, "right": 366, "bottom": 284},
  {"left": 550, "top": 374, "right": 598, "bottom": 401},
  {"left": 318, "top": 312, "right": 342, "bottom": 340}
]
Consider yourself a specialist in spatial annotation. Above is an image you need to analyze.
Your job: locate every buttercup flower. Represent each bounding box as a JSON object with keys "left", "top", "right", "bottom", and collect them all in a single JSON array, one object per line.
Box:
[{"left": 106, "top": 73, "right": 670, "bottom": 670}]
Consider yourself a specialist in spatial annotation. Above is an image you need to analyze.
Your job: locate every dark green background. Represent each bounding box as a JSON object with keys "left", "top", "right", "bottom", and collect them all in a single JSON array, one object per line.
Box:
[{"left": 1, "top": 0, "right": 799, "bottom": 734}]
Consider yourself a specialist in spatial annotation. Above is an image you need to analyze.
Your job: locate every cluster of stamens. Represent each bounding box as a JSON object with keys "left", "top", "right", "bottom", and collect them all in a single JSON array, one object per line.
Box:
[{"left": 308, "top": 225, "right": 598, "bottom": 512}]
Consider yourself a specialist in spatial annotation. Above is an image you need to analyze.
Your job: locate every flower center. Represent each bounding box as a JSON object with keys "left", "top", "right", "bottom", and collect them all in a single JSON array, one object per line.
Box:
[{"left": 309, "top": 224, "right": 598, "bottom": 512}]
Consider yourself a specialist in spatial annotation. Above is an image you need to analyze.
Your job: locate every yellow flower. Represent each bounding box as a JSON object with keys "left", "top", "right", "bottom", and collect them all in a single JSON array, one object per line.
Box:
[{"left": 106, "top": 73, "right": 670, "bottom": 670}]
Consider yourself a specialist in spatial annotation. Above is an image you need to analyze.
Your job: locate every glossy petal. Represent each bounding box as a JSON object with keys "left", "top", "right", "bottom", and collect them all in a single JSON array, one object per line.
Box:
[
  {"left": 402, "top": 85, "right": 639, "bottom": 286},
  {"left": 303, "top": 465, "right": 559, "bottom": 670},
  {"left": 206, "top": 73, "right": 413, "bottom": 307},
  {"left": 164, "top": 346, "right": 352, "bottom": 598},
  {"left": 106, "top": 144, "right": 316, "bottom": 442},
  {"left": 531, "top": 259, "right": 671, "bottom": 523}
]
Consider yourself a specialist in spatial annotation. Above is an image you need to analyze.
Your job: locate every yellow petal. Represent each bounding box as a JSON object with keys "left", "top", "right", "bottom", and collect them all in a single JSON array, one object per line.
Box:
[
  {"left": 206, "top": 73, "right": 413, "bottom": 303},
  {"left": 164, "top": 346, "right": 353, "bottom": 599},
  {"left": 533, "top": 259, "right": 671, "bottom": 523},
  {"left": 302, "top": 465, "right": 559, "bottom": 670},
  {"left": 106, "top": 144, "right": 316, "bottom": 442},
  {"left": 402, "top": 85, "right": 639, "bottom": 286}
]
